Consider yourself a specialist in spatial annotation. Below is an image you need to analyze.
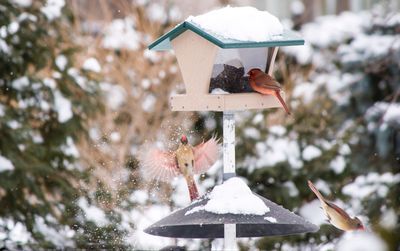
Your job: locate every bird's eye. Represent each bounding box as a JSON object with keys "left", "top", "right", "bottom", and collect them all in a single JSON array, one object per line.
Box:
[{"left": 184, "top": 163, "right": 188, "bottom": 167}]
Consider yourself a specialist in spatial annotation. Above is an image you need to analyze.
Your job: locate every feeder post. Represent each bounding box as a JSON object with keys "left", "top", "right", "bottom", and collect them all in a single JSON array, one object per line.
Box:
[{"left": 222, "top": 111, "right": 237, "bottom": 250}]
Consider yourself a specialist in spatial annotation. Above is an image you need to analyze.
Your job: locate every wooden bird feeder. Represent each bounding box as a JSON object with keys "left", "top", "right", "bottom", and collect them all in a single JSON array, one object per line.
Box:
[{"left": 148, "top": 21, "right": 304, "bottom": 111}]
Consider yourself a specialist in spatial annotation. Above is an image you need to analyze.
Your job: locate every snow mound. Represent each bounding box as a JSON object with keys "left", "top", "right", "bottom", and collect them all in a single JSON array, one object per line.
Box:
[
  {"left": 187, "top": 6, "right": 283, "bottom": 42},
  {"left": 186, "top": 177, "right": 270, "bottom": 215}
]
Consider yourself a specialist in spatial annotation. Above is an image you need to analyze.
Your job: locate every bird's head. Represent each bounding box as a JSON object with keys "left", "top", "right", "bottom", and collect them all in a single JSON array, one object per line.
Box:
[
  {"left": 247, "top": 68, "right": 262, "bottom": 78},
  {"left": 180, "top": 135, "right": 188, "bottom": 145},
  {"left": 354, "top": 217, "right": 365, "bottom": 230}
]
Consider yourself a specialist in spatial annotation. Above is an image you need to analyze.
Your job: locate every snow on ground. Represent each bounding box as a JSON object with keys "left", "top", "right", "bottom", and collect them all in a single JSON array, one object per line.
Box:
[
  {"left": 0, "top": 155, "right": 14, "bottom": 172},
  {"left": 82, "top": 57, "right": 101, "bottom": 73},
  {"left": 336, "top": 232, "right": 387, "bottom": 251},
  {"left": 186, "top": 177, "right": 270, "bottom": 215},
  {"left": 187, "top": 6, "right": 283, "bottom": 42}
]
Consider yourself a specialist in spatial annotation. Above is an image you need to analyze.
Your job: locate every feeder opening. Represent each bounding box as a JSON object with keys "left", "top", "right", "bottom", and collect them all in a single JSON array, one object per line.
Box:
[{"left": 209, "top": 47, "right": 277, "bottom": 94}]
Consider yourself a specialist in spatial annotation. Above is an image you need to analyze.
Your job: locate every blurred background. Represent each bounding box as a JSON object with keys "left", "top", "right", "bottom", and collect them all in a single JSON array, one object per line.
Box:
[{"left": 0, "top": 0, "right": 399, "bottom": 250}]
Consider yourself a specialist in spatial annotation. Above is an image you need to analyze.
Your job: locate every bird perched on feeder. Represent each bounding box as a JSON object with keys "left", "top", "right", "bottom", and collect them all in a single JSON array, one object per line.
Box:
[
  {"left": 247, "top": 68, "right": 291, "bottom": 115},
  {"left": 307, "top": 180, "right": 365, "bottom": 231},
  {"left": 139, "top": 135, "right": 220, "bottom": 201}
]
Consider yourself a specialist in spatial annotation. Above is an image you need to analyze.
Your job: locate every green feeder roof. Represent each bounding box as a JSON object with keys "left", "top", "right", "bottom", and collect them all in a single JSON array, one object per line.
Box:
[{"left": 148, "top": 21, "right": 304, "bottom": 51}]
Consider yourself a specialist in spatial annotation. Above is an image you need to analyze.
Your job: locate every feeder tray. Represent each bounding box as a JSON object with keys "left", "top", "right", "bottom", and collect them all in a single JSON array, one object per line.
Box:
[{"left": 145, "top": 192, "right": 318, "bottom": 238}]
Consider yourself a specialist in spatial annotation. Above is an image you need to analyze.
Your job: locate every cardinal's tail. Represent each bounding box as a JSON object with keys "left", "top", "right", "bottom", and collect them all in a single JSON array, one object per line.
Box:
[
  {"left": 186, "top": 175, "right": 199, "bottom": 201},
  {"left": 308, "top": 180, "right": 326, "bottom": 203},
  {"left": 275, "top": 91, "right": 291, "bottom": 115}
]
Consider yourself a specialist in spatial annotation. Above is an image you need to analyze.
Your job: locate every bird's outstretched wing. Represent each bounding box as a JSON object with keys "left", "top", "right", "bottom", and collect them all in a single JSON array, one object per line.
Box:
[
  {"left": 138, "top": 145, "right": 180, "bottom": 182},
  {"left": 193, "top": 136, "right": 220, "bottom": 174}
]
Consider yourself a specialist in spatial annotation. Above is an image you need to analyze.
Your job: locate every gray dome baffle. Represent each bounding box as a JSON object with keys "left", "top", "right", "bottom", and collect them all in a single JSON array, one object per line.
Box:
[{"left": 145, "top": 193, "right": 319, "bottom": 238}]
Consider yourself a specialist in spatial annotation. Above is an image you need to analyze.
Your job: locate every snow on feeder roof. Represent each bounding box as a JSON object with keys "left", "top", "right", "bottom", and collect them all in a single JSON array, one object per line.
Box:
[
  {"left": 148, "top": 6, "right": 304, "bottom": 112},
  {"left": 144, "top": 178, "right": 318, "bottom": 238}
]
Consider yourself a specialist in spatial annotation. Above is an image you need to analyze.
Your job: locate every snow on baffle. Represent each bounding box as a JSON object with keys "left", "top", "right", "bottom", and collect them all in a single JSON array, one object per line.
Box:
[
  {"left": 144, "top": 178, "right": 318, "bottom": 238},
  {"left": 148, "top": 6, "right": 304, "bottom": 111}
]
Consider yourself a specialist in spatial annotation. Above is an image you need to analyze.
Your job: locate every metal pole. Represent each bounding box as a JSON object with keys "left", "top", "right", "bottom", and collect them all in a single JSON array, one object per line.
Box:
[{"left": 223, "top": 111, "right": 236, "bottom": 250}]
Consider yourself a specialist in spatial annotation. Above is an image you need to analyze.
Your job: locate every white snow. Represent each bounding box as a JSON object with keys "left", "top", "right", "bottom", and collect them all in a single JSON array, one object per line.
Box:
[
  {"left": 55, "top": 55, "right": 67, "bottom": 71},
  {"left": 34, "top": 216, "right": 74, "bottom": 247},
  {"left": 243, "top": 127, "right": 260, "bottom": 139},
  {"left": 291, "top": 0, "right": 305, "bottom": 15},
  {"left": 0, "top": 155, "right": 14, "bottom": 172},
  {"left": 302, "top": 145, "right": 322, "bottom": 161},
  {"left": 77, "top": 197, "right": 108, "bottom": 226},
  {"left": 11, "top": 0, "right": 32, "bottom": 7},
  {"left": 54, "top": 90, "right": 73, "bottom": 123},
  {"left": 0, "top": 39, "right": 10, "bottom": 54},
  {"left": 142, "top": 94, "right": 157, "bottom": 112},
  {"left": 302, "top": 12, "right": 367, "bottom": 48},
  {"left": 336, "top": 232, "right": 387, "bottom": 251},
  {"left": 250, "top": 134, "right": 302, "bottom": 170},
  {"left": 299, "top": 199, "right": 326, "bottom": 226},
  {"left": 99, "top": 82, "right": 127, "bottom": 110},
  {"left": 102, "top": 17, "right": 141, "bottom": 50},
  {"left": 187, "top": 6, "right": 283, "bottom": 42},
  {"left": 329, "top": 155, "right": 346, "bottom": 174},
  {"left": 342, "top": 172, "right": 400, "bottom": 199},
  {"left": 62, "top": 137, "right": 80, "bottom": 158},
  {"left": 8, "top": 22, "right": 19, "bottom": 34},
  {"left": 83, "top": 57, "right": 101, "bottom": 73},
  {"left": 186, "top": 177, "right": 270, "bottom": 215},
  {"left": 41, "top": 0, "right": 65, "bottom": 20},
  {"left": 264, "top": 216, "right": 277, "bottom": 223},
  {"left": 12, "top": 76, "right": 29, "bottom": 90},
  {"left": 109, "top": 131, "right": 121, "bottom": 142},
  {"left": 211, "top": 88, "right": 230, "bottom": 94},
  {"left": 380, "top": 208, "right": 397, "bottom": 229}
]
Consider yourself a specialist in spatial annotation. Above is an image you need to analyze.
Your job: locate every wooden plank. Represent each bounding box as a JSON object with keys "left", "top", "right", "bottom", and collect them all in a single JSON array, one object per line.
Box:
[{"left": 170, "top": 93, "right": 285, "bottom": 111}]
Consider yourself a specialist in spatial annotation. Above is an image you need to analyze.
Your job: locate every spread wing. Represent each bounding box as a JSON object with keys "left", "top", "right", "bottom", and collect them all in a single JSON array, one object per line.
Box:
[
  {"left": 326, "top": 201, "right": 352, "bottom": 219},
  {"left": 138, "top": 144, "right": 180, "bottom": 182},
  {"left": 193, "top": 136, "right": 220, "bottom": 174}
]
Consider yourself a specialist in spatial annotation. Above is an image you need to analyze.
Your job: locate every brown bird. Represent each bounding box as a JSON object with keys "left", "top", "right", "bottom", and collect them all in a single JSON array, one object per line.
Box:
[
  {"left": 247, "top": 68, "right": 291, "bottom": 115},
  {"left": 139, "top": 135, "right": 219, "bottom": 201},
  {"left": 308, "top": 180, "right": 365, "bottom": 231}
]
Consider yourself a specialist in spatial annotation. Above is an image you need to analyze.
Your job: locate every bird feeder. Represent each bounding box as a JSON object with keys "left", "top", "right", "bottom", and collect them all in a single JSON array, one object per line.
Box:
[
  {"left": 146, "top": 7, "right": 315, "bottom": 250},
  {"left": 148, "top": 21, "right": 304, "bottom": 111}
]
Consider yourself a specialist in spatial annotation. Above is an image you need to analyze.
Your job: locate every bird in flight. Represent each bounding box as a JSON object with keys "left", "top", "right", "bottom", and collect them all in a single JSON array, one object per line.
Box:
[
  {"left": 308, "top": 180, "right": 365, "bottom": 231},
  {"left": 139, "top": 135, "right": 219, "bottom": 201}
]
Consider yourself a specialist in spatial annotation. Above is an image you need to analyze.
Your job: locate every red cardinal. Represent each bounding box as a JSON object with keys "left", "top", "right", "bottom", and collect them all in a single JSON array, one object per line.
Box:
[
  {"left": 139, "top": 135, "right": 219, "bottom": 201},
  {"left": 247, "top": 68, "right": 291, "bottom": 115},
  {"left": 308, "top": 180, "right": 365, "bottom": 231}
]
